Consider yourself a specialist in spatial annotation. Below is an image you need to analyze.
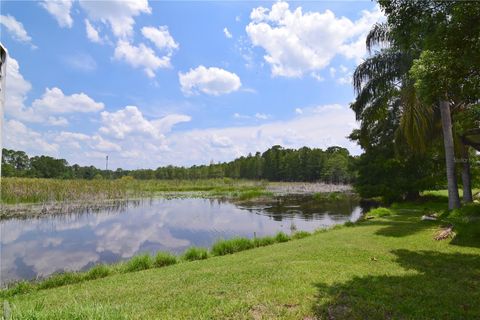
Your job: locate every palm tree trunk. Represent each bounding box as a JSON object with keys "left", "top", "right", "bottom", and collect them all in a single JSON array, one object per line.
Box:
[
  {"left": 439, "top": 100, "right": 461, "bottom": 209},
  {"left": 461, "top": 142, "right": 473, "bottom": 203}
]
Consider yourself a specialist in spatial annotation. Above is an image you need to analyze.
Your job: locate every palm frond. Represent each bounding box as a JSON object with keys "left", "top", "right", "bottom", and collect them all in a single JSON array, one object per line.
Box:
[
  {"left": 366, "top": 22, "right": 391, "bottom": 53},
  {"left": 353, "top": 49, "right": 406, "bottom": 93}
]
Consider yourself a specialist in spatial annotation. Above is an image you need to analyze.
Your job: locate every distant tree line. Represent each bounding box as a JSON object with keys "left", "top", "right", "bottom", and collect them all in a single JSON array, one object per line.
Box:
[{"left": 1, "top": 145, "right": 356, "bottom": 183}]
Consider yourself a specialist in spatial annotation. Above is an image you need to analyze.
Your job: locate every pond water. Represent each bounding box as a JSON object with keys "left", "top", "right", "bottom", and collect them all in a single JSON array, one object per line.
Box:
[{"left": 1, "top": 196, "right": 364, "bottom": 286}]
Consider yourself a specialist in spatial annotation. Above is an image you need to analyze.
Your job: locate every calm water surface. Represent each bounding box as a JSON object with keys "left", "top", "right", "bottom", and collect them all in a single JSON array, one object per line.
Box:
[{"left": 1, "top": 196, "right": 364, "bottom": 285}]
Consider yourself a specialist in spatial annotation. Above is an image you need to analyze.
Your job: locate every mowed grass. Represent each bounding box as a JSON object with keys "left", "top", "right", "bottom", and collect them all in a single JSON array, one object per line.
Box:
[
  {"left": 3, "top": 200, "right": 480, "bottom": 319},
  {"left": 0, "top": 177, "right": 268, "bottom": 204}
]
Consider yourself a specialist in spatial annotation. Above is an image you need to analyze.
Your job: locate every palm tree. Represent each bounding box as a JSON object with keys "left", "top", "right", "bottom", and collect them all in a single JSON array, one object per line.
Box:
[{"left": 351, "top": 22, "right": 462, "bottom": 209}]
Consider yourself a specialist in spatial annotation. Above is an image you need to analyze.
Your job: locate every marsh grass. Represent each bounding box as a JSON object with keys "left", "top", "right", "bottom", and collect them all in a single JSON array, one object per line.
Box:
[
  {"left": 313, "top": 191, "right": 355, "bottom": 202},
  {"left": 1, "top": 178, "right": 268, "bottom": 205},
  {"left": 236, "top": 189, "right": 273, "bottom": 201}
]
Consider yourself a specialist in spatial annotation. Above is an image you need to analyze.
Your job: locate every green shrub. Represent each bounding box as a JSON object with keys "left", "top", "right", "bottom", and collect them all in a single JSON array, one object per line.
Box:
[
  {"left": 211, "top": 237, "right": 254, "bottom": 256},
  {"left": 274, "top": 231, "right": 290, "bottom": 243},
  {"left": 85, "top": 264, "right": 111, "bottom": 280},
  {"left": 123, "top": 254, "right": 153, "bottom": 272},
  {"left": 292, "top": 231, "right": 311, "bottom": 239},
  {"left": 368, "top": 207, "right": 393, "bottom": 217},
  {"left": 38, "top": 272, "right": 82, "bottom": 289},
  {"left": 344, "top": 221, "right": 356, "bottom": 227},
  {"left": 182, "top": 247, "right": 209, "bottom": 261},
  {"left": 253, "top": 236, "right": 276, "bottom": 247},
  {"left": 154, "top": 252, "right": 177, "bottom": 267}
]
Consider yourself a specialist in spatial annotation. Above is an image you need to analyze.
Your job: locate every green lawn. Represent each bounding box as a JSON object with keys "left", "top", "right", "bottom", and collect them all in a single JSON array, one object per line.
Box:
[{"left": 3, "top": 201, "right": 480, "bottom": 319}]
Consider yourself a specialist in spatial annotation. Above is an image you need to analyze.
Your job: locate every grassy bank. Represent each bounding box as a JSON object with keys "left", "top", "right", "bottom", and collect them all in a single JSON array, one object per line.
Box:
[
  {"left": 0, "top": 232, "right": 298, "bottom": 297},
  {"left": 2, "top": 199, "right": 479, "bottom": 319},
  {"left": 0, "top": 178, "right": 270, "bottom": 204}
]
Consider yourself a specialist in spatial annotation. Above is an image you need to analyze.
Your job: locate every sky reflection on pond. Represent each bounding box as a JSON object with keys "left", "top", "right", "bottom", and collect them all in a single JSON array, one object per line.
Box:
[{"left": 1, "top": 196, "right": 363, "bottom": 285}]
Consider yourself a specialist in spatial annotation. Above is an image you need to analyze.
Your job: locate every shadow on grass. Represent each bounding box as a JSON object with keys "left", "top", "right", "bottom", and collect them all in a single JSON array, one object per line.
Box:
[
  {"left": 374, "top": 215, "right": 439, "bottom": 238},
  {"left": 312, "top": 249, "right": 480, "bottom": 319},
  {"left": 449, "top": 221, "right": 480, "bottom": 249}
]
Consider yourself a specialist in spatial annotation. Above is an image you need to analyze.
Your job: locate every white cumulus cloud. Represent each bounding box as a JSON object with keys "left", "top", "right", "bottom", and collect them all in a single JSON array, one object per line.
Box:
[
  {"left": 0, "top": 15, "right": 35, "bottom": 47},
  {"left": 141, "top": 26, "right": 178, "bottom": 52},
  {"left": 114, "top": 40, "right": 171, "bottom": 78},
  {"left": 223, "top": 27, "right": 232, "bottom": 39},
  {"left": 161, "top": 104, "right": 360, "bottom": 166},
  {"left": 79, "top": 0, "right": 151, "bottom": 39},
  {"left": 4, "top": 56, "right": 104, "bottom": 125},
  {"left": 99, "top": 106, "right": 190, "bottom": 140},
  {"left": 4, "top": 120, "right": 59, "bottom": 155},
  {"left": 179, "top": 66, "right": 241, "bottom": 96},
  {"left": 246, "top": 1, "right": 383, "bottom": 77},
  {"left": 85, "top": 19, "right": 102, "bottom": 43},
  {"left": 40, "top": 0, "right": 74, "bottom": 28},
  {"left": 32, "top": 87, "right": 104, "bottom": 114}
]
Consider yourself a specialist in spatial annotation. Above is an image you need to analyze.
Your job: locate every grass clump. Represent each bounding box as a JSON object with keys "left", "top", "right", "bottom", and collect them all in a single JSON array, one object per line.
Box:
[
  {"left": 292, "top": 231, "right": 311, "bottom": 239},
  {"left": 154, "top": 252, "right": 177, "bottom": 267},
  {"left": 211, "top": 237, "right": 254, "bottom": 256},
  {"left": 123, "top": 254, "right": 153, "bottom": 272},
  {"left": 182, "top": 247, "right": 209, "bottom": 261},
  {"left": 37, "top": 272, "right": 83, "bottom": 290},
  {"left": 0, "top": 281, "right": 33, "bottom": 298},
  {"left": 85, "top": 264, "right": 111, "bottom": 280},
  {"left": 253, "top": 236, "right": 276, "bottom": 247},
  {"left": 368, "top": 207, "right": 393, "bottom": 217},
  {"left": 274, "top": 231, "right": 291, "bottom": 243}
]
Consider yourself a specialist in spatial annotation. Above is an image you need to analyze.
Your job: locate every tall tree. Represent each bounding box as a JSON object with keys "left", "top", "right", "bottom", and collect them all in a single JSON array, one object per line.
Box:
[{"left": 353, "top": 0, "right": 479, "bottom": 208}]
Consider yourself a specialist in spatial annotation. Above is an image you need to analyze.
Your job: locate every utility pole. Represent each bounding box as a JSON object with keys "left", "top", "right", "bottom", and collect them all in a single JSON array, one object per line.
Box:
[{"left": 106, "top": 155, "right": 109, "bottom": 171}]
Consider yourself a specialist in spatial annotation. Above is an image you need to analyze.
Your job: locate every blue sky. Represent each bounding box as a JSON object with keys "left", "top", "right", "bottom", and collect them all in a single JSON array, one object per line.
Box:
[{"left": 1, "top": 0, "right": 382, "bottom": 169}]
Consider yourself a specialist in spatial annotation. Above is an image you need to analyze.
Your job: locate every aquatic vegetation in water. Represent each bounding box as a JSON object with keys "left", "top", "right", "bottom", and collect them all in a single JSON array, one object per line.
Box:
[{"left": 0, "top": 178, "right": 268, "bottom": 205}]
